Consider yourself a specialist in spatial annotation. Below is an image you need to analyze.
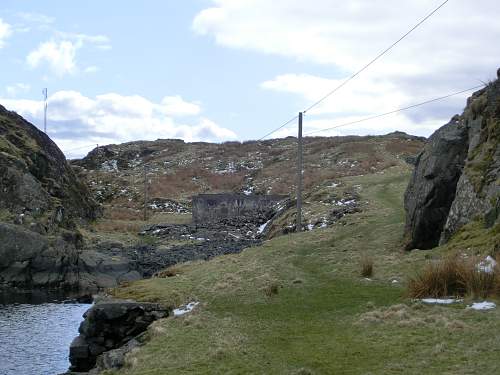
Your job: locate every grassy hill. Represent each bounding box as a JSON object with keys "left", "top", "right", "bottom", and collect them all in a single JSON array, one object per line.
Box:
[{"left": 108, "top": 165, "right": 500, "bottom": 375}]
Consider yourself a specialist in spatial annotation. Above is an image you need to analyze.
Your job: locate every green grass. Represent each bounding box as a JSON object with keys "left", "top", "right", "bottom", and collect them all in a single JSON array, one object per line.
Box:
[{"left": 108, "top": 166, "right": 500, "bottom": 375}]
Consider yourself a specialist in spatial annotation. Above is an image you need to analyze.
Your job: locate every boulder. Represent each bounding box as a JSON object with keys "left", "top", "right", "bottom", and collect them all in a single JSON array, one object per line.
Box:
[
  {"left": 0, "top": 223, "right": 80, "bottom": 288},
  {"left": 69, "top": 300, "right": 169, "bottom": 372}
]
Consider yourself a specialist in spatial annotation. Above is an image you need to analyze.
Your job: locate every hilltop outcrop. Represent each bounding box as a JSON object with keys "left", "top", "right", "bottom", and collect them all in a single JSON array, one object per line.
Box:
[{"left": 404, "top": 69, "right": 500, "bottom": 249}]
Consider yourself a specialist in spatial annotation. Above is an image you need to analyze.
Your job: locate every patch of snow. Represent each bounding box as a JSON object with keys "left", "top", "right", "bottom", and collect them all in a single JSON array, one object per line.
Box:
[
  {"left": 258, "top": 220, "right": 271, "bottom": 234},
  {"left": 467, "top": 301, "right": 496, "bottom": 311},
  {"left": 243, "top": 187, "right": 254, "bottom": 195},
  {"left": 333, "top": 199, "right": 356, "bottom": 206},
  {"left": 364, "top": 278, "right": 372, "bottom": 281},
  {"left": 421, "top": 298, "right": 463, "bottom": 305},
  {"left": 307, "top": 224, "right": 314, "bottom": 231},
  {"left": 391, "top": 279, "right": 399, "bottom": 284},
  {"left": 477, "top": 256, "right": 497, "bottom": 274},
  {"left": 101, "top": 159, "right": 118, "bottom": 172},
  {"left": 328, "top": 182, "right": 340, "bottom": 188},
  {"left": 173, "top": 302, "right": 199, "bottom": 317}
]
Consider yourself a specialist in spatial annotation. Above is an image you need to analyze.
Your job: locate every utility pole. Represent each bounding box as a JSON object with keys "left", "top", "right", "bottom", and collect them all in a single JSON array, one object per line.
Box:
[
  {"left": 296, "top": 112, "right": 303, "bottom": 232},
  {"left": 143, "top": 164, "right": 149, "bottom": 221},
  {"left": 42, "top": 88, "right": 48, "bottom": 134}
]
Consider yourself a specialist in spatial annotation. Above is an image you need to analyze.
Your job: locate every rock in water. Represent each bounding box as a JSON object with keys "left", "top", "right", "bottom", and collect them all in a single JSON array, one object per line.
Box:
[
  {"left": 404, "top": 69, "right": 500, "bottom": 250},
  {"left": 69, "top": 300, "right": 169, "bottom": 372}
]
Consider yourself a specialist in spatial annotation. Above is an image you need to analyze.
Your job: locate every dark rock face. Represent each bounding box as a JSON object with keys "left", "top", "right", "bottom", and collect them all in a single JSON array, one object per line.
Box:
[
  {"left": 69, "top": 300, "right": 169, "bottom": 372},
  {"left": 0, "top": 104, "right": 99, "bottom": 231},
  {"left": 0, "top": 223, "right": 81, "bottom": 288},
  {"left": 403, "top": 117, "right": 469, "bottom": 249},
  {"left": 0, "top": 105, "right": 103, "bottom": 289},
  {"left": 404, "top": 71, "right": 500, "bottom": 249}
]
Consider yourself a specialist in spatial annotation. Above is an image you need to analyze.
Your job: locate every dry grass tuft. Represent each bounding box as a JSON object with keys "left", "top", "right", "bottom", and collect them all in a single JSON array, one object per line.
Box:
[
  {"left": 359, "top": 255, "right": 374, "bottom": 278},
  {"left": 154, "top": 266, "right": 182, "bottom": 278},
  {"left": 407, "top": 254, "right": 499, "bottom": 299},
  {"left": 263, "top": 282, "right": 280, "bottom": 297}
]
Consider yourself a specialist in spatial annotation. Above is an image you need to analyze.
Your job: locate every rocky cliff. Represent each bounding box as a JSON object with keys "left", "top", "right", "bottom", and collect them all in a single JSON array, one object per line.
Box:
[
  {"left": 404, "top": 69, "right": 500, "bottom": 250},
  {"left": 0, "top": 105, "right": 104, "bottom": 290},
  {"left": 0, "top": 104, "right": 99, "bottom": 231}
]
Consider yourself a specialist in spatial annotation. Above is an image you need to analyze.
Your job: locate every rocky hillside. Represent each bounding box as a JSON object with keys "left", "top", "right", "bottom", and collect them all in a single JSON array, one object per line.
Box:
[
  {"left": 72, "top": 131, "right": 425, "bottom": 227},
  {"left": 0, "top": 104, "right": 99, "bottom": 233},
  {"left": 404, "top": 68, "right": 500, "bottom": 250}
]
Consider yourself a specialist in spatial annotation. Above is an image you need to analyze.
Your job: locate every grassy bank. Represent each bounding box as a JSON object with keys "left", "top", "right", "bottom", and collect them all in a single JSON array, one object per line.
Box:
[{"left": 109, "top": 166, "right": 500, "bottom": 375}]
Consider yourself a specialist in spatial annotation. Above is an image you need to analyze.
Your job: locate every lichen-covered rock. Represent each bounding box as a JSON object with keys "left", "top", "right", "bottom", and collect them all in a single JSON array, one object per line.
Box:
[
  {"left": 404, "top": 69, "right": 500, "bottom": 249},
  {"left": 69, "top": 300, "right": 169, "bottom": 372},
  {"left": 0, "top": 104, "right": 99, "bottom": 231}
]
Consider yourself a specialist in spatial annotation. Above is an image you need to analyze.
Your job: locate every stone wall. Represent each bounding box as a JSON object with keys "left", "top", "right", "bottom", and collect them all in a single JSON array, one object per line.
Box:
[{"left": 192, "top": 194, "right": 287, "bottom": 223}]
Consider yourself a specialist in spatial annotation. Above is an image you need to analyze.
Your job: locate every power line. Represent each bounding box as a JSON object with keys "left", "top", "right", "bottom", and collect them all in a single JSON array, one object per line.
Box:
[
  {"left": 304, "top": 84, "right": 484, "bottom": 136},
  {"left": 258, "top": 114, "right": 298, "bottom": 141},
  {"left": 257, "top": 0, "right": 450, "bottom": 141},
  {"left": 62, "top": 143, "right": 98, "bottom": 153},
  {"left": 302, "top": 0, "right": 450, "bottom": 114}
]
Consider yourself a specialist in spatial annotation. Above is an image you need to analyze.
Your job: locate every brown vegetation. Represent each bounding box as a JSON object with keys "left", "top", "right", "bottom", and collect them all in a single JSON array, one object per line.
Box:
[
  {"left": 407, "top": 254, "right": 500, "bottom": 299},
  {"left": 360, "top": 255, "right": 374, "bottom": 278}
]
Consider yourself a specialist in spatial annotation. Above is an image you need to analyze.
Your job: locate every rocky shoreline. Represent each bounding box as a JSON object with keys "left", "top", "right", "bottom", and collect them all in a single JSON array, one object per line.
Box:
[{"left": 66, "top": 299, "right": 169, "bottom": 374}]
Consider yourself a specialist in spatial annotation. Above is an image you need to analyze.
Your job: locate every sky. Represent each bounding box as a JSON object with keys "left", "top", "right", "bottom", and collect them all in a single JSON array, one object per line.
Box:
[{"left": 0, "top": 0, "right": 499, "bottom": 158}]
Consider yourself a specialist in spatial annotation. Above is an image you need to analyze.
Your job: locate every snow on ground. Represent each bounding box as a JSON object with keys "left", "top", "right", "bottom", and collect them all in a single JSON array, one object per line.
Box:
[
  {"left": 173, "top": 302, "right": 200, "bottom": 317},
  {"left": 421, "top": 298, "right": 463, "bottom": 305},
  {"left": 243, "top": 188, "right": 253, "bottom": 195},
  {"left": 467, "top": 301, "right": 496, "bottom": 311},
  {"left": 477, "top": 256, "right": 497, "bottom": 273},
  {"left": 258, "top": 220, "right": 271, "bottom": 234},
  {"left": 101, "top": 159, "right": 118, "bottom": 172}
]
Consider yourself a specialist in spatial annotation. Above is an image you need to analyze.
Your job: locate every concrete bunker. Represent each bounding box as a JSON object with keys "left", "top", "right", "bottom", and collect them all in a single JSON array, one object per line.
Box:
[{"left": 192, "top": 194, "right": 288, "bottom": 223}]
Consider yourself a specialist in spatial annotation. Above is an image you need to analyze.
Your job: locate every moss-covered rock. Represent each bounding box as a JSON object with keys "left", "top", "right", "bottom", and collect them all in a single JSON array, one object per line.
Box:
[
  {"left": 404, "top": 68, "right": 500, "bottom": 249},
  {"left": 0, "top": 104, "right": 99, "bottom": 232}
]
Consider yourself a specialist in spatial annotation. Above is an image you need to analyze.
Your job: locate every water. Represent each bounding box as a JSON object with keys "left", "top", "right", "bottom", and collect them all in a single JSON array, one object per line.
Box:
[{"left": 0, "top": 292, "right": 90, "bottom": 375}]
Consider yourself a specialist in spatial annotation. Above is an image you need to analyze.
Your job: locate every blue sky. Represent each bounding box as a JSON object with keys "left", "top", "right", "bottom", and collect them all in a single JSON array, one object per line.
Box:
[{"left": 0, "top": 0, "right": 499, "bottom": 157}]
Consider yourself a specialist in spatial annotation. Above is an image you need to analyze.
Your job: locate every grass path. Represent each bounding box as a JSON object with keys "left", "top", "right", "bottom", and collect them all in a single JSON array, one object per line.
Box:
[{"left": 110, "top": 167, "right": 500, "bottom": 375}]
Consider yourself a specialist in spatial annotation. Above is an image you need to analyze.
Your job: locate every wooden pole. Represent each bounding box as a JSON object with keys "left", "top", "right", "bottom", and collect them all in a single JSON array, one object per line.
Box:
[
  {"left": 296, "top": 112, "right": 303, "bottom": 232},
  {"left": 143, "top": 164, "right": 149, "bottom": 221}
]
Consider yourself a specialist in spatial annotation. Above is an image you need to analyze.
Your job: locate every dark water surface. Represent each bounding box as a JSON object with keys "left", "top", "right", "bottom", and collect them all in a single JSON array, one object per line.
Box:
[{"left": 0, "top": 292, "right": 90, "bottom": 375}]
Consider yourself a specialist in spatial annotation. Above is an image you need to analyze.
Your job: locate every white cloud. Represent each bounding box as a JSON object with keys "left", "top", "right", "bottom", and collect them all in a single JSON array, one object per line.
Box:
[
  {"left": 17, "top": 12, "right": 55, "bottom": 26},
  {"left": 27, "top": 40, "right": 78, "bottom": 76},
  {"left": 26, "top": 32, "right": 110, "bottom": 76},
  {"left": 261, "top": 72, "right": 471, "bottom": 137},
  {"left": 0, "top": 91, "right": 237, "bottom": 157},
  {"left": 194, "top": 0, "right": 500, "bottom": 137},
  {"left": 84, "top": 65, "right": 99, "bottom": 74},
  {"left": 0, "top": 18, "right": 12, "bottom": 48},
  {"left": 5, "top": 83, "right": 31, "bottom": 97},
  {"left": 161, "top": 95, "right": 202, "bottom": 117}
]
